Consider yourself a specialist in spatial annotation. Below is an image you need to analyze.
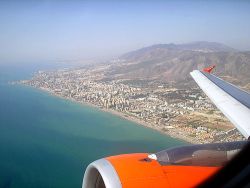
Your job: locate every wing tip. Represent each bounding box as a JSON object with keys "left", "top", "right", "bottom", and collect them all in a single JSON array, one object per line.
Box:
[{"left": 203, "top": 65, "right": 216, "bottom": 74}]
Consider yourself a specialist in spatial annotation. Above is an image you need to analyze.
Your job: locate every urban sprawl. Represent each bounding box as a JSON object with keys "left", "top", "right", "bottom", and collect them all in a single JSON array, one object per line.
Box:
[{"left": 19, "top": 65, "right": 245, "bottom": 144}]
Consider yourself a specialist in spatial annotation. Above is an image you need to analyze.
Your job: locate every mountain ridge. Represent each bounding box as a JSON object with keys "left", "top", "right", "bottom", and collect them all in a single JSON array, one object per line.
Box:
[
  {"left": 121, "top": 41, "right": 237, "bottom": 60},
  {"left": 105, "top": 42, "right": 250, "bottom": 89}
]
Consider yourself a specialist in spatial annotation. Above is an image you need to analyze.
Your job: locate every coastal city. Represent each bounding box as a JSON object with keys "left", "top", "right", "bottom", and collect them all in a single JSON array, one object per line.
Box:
[{"left": 19, "top": 65, "right": 245, "bottom": 144}]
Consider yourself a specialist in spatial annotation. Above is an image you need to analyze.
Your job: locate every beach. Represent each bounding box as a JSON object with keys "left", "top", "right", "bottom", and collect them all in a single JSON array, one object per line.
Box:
[{"left": 36, "top": 86, "right": 200, "bottom": 144}]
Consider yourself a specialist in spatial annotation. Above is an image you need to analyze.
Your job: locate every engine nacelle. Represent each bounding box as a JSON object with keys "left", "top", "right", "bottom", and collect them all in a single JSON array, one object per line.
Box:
[
  {"left": 82, "top": 158, "right": 122, "bottom": 188},
  {"left": 82, "top": 141, "right": 246, "bottom": 188},
  {"left": 82, "top": 153, "right": 171, "bottom": 188}
]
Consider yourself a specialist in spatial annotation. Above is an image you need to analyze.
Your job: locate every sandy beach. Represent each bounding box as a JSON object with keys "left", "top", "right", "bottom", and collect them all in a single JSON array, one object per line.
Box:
[{"left": 36, "top": 87, "right": 200, "bottom": 144}]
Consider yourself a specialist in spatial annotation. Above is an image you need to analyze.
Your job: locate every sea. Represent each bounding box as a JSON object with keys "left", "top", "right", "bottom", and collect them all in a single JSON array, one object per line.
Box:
[{"left": 0, "top": 63, "right": 186, "bottom": 188}]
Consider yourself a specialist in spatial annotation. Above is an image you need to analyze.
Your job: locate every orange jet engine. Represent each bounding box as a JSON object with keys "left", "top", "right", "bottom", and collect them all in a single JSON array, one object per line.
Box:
[{"left": 82, "top": 141, "right": 246, "bottom": 188}]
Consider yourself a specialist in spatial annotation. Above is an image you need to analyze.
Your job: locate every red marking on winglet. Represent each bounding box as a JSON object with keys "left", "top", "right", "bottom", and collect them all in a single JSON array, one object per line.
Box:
[{"left": 203, "top": 65, "right": 216, "bottom": 73}]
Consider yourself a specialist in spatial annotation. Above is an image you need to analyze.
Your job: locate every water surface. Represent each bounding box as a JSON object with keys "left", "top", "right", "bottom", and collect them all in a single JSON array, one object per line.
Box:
[{"left": 0, "top": 65, "right": 186, "bottom": 188}]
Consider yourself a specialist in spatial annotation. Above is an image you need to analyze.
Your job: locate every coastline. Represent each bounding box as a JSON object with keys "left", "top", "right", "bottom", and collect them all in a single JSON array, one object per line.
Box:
[{"left": 28, "top": 86, "right": 200, "bottom": 144}]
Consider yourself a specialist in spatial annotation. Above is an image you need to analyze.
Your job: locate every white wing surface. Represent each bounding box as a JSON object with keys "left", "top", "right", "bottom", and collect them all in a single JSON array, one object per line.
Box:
[{"left": 190, "top": 70, "right": 250, "bottom": 139}]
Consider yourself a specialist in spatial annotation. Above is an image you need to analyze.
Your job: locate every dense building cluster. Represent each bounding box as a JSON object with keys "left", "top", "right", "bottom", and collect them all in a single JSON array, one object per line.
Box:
[{"left": 20, "top": 66, "right": 245, "bottom": 144}]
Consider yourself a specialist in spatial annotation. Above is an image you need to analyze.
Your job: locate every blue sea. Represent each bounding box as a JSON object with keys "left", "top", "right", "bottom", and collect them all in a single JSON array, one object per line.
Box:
[{"left": 0, "top": 64, "right": 186, "bottom": 188}]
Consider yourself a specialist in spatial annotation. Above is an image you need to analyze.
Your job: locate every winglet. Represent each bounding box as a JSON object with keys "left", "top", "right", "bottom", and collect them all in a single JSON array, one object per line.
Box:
[{"left": 203, "top": 65, "right": 216, "bottom": 73}]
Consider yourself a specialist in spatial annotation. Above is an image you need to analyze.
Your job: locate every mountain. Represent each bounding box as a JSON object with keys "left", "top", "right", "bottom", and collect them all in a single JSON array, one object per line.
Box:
[
  {"left": 105, "top": 42, "right": 250, "bottom": 89},
  {"left": 121, "top": 41, "right": 236, "bottom": 60}
]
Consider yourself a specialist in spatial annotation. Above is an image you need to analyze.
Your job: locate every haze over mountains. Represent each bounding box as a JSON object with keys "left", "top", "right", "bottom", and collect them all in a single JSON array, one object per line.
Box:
[{"left": 106, "top": 41, "right": 250, "bottom": 89}]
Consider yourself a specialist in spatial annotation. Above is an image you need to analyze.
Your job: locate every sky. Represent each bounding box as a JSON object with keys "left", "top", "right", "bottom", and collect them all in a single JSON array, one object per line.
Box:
[{"left": 0, "top": 0, "right": 250, "bottom": 65}]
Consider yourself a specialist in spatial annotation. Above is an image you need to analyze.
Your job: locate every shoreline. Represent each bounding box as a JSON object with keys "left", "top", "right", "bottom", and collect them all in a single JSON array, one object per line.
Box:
[{"left": 25, "top": 85, "right": 200, "bottom": 144}]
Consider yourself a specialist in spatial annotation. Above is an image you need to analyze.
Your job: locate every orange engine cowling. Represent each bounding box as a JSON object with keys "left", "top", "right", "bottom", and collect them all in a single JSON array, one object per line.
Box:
[{"left": 82, "top": 141, "right": 246, "bottom": 188}]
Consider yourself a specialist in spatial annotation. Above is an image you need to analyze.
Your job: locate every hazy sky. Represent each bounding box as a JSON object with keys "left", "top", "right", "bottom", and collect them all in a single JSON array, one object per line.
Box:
[{"left": 1, "top": 0, "right": 250, "bottom": 64}]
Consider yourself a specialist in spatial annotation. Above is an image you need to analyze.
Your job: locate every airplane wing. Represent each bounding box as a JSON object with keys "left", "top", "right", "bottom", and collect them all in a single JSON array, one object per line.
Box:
[{"left": 190, "top": 70, "right": 250, "bottom": 139}]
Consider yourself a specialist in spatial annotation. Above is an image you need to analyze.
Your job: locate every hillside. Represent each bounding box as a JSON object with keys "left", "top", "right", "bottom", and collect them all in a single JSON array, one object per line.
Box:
[{"left": 105, "top": 42, "right": 250, "bottom": 89}]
